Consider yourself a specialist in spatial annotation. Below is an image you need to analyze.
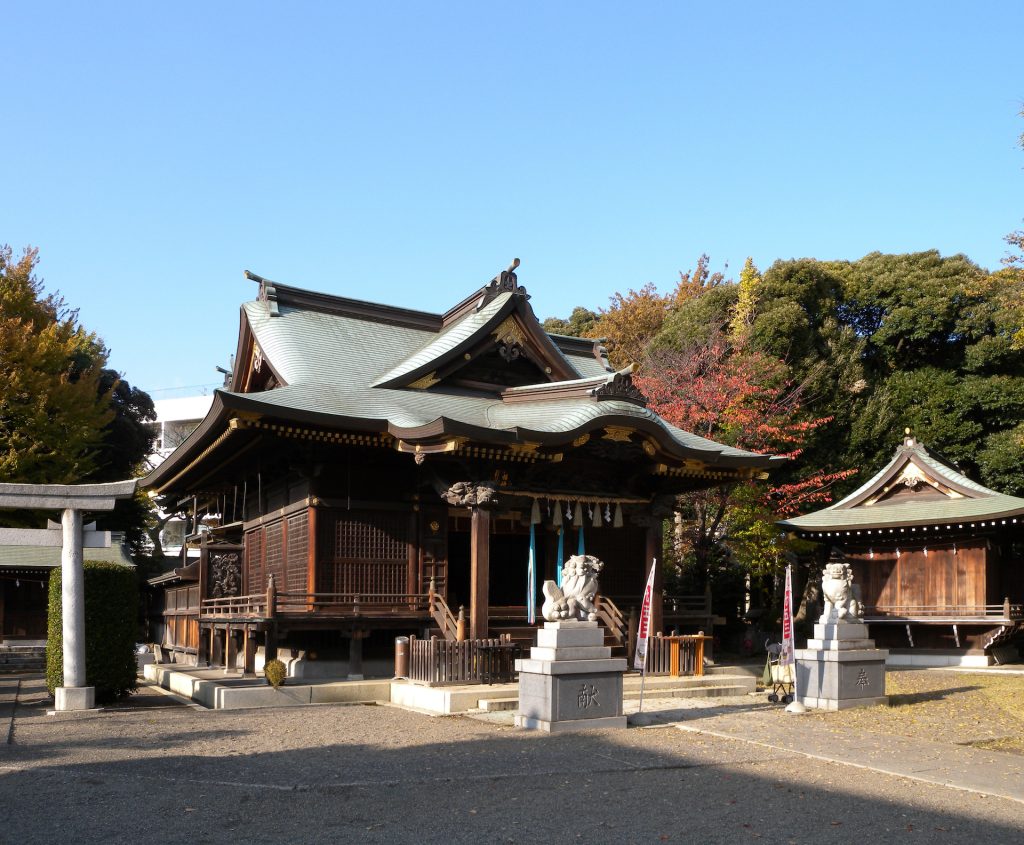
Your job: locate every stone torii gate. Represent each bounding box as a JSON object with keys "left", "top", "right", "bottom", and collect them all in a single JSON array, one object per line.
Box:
[{"left": 0, "top": 481, "right": 136, "bottom": 710}]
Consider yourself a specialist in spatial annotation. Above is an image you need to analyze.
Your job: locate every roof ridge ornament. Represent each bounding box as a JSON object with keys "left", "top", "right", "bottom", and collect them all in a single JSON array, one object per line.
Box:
[
  {"left": 591, "top": 363, "right": 648, "bottom": 407},
  {"left": 478, "top": 258, "right": 526, "bottom": 310},
  {"left": 244, "top": 269, "right": 280, "bottom": 317}
]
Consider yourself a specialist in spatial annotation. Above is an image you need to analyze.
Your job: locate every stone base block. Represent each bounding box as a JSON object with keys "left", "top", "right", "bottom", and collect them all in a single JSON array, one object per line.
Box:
[
  {"left": 797, "top": 695, "right": 889, "bottom": 711},
  {"left": 516, "top": 657, "right": 627, "bottom": 675},
  {"left": 813, "top": 622, "right": 869, "bottom": 640},
  {"left": 536, "top": 624, "right": 605, "bottom": 649},
  {"left": 529, "top": 645, "right": 611, "bottom": 661},
  {"left": 519, "top": 670, "right": 623, "bottom": 724},
  {"left": 795, "top": 650, "right": 887, "bottom": 710},
  {"left": 55, "top": 686, "right": 95, "bottom": 711},
  {"left": 515, "top": 713, "right": 628, "bottom": 733},
  {"left": 805, "top": 638, "right": 877, "bottom": 650}
]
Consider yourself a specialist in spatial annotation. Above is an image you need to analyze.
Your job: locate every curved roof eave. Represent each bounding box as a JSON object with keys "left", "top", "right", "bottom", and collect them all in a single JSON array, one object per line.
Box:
[
  {"left": 139, "top": 392, "right": 239, "bottom": 491},
  {"left": 388, "top": 412, "right": 775, "bottom": 468}
]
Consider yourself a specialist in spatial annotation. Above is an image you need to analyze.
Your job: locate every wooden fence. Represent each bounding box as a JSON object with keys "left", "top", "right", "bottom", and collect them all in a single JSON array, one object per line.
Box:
[
  {"left": 645, "top": 634, "right": 708, "bottom": 677},
  {"left": 408, "top": 636, "right": 520, "bottom": 685}
]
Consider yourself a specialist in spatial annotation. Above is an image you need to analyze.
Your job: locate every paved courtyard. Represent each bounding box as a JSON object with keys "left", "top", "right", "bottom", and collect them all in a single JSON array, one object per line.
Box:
[{"left": 1, "top": 675, "right": 1022, "bottom": 844}]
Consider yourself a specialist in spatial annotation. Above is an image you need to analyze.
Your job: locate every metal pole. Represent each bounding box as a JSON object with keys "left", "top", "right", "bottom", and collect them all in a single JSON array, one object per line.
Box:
[{"left": 638, "top": 649, "right": 649, "bottom": 713}]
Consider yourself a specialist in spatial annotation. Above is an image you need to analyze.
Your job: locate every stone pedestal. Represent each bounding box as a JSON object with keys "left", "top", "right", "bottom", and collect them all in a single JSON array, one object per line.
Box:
[
  {"left": 55, "top": 686, "right": 96, "bottom": 711},
  {"left": 515, "top": 621, "right": 627, "bottom": 733},
  {"left": 795, "top": 622, "right": 888, "bottom": 710}
]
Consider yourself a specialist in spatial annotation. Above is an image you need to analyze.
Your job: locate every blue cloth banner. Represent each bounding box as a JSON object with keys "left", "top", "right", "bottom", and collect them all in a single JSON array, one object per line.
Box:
[
  {"left": 577, "top": 523, "right": 585, "bottom": 556},
  {"left": 556, "top": 527, "right": 564, "bottom": 587},
  {"left": 527, "top": 523, "right": 537, "bottom": 625}
]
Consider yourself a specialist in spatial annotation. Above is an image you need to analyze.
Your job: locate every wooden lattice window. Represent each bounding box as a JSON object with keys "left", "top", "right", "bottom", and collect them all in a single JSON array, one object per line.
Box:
[
  {"left": 319, "top": 511, "right": 410, "bottom": 598},
  {"left": 286, "top": 511, "right": 309, "bottom": 593},
  {"left": 245, "top": 529, "right": 264, "bottom": 592},
  {"left": 334, "top": 512, "right": 408, "bottom": 560},
  {"left": 264, "top": 521, "right": 285, "bottom": 589}
]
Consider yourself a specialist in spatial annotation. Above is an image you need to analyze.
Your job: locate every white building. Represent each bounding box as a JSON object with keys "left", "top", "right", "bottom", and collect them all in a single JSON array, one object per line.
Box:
[{"left": 146, "top": 394, "right": 216, "bottom": 557}]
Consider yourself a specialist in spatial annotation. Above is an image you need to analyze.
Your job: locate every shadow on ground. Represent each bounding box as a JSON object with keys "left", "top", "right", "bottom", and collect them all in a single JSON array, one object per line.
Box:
[{"left": 2, "top": 688, "right": 1022, "bottom": 845}]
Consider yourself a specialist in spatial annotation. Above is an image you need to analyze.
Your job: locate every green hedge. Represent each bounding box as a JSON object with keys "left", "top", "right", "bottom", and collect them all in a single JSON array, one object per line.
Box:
[{"left": 46, "top": 560, "right": 139, "bottom": 703}]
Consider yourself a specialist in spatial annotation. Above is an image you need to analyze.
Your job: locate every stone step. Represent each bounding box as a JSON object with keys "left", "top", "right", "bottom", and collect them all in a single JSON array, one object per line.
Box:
[
  {"left": 704, "top": 664, "right": 760, "bottom": 678},
  {"left": 622, "top": 672, "right": 756, "bottom": 692},
  {"left": 623, "top": 683, "right": 751, "bottom": 700},
  {"left": 478, "top": 697, "right": 518, "bottom": 712}
]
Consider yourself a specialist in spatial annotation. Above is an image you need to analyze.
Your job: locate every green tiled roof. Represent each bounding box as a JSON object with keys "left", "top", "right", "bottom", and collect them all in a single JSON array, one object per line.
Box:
[
  {"left": 232, "top": 290, "right": 772, "bottom": 463},
  {"left": 142, "top": 273, "right": 779, "bottom": 491},
  {"left": 0, "top": 545, "right": 134, "bottom": 569},
  {"left": 781, "top": 438, "right": 1024, "bottom": 531}
]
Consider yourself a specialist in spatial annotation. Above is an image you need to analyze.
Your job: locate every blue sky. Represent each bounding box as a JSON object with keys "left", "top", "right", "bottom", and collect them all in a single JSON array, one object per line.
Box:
[{"left": 2, "top": 2, "right": 1022, "bottom": 395}]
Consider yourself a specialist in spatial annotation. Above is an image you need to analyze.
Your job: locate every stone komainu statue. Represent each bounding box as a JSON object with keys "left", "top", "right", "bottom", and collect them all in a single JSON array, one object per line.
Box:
[
  {"left": 541, "top": 554, "right": 604, "bottom": 622},
  {"left": 820, "top": 560, "right": 863, "bottom": 623}
]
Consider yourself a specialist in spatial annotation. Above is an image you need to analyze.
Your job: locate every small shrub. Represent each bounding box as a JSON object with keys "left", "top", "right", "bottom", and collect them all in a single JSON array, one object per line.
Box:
[
  {"left": 264, "top": 658, "right": 287, "bottom": 688},
  {"left": 47, "top": 560, "right": 139, "bottom": 703}
]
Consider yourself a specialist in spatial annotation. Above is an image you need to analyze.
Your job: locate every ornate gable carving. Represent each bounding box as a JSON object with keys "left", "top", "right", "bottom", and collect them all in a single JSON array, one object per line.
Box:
[{"left": 592, "top": 368, "right": 648, "bottom": 407}]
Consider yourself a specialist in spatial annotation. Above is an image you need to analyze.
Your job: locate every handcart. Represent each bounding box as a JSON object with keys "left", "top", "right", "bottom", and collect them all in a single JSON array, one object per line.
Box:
[{"left": 763, "top": 641, "right": 794, "bottom": 704}]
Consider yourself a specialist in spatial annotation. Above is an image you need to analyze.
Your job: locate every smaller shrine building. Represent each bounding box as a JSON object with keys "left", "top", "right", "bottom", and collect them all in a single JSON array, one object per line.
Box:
[{"left": 780, "top": 434, "right": 1024, "bottom": 665}]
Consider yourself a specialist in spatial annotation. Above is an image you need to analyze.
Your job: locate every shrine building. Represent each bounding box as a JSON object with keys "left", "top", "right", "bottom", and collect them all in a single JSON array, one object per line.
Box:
[{"left": 142, "top": 261, "right": 779, "bottom": 670}]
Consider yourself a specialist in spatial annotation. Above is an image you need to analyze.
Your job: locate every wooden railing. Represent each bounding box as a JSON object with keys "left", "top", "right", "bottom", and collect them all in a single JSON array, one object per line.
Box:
[
  {"left": 201, "top": 583, "right": 433, "bottom": 620},
  {"left": 664, "top": 592, "right": 713, "bottom": 617},
  {"left": 595, "top": 595, "right": 627, "bottom": 646},
  {"left": 407, "top": 635, "right": 520, "bottom": 685},
  {"left": 645, "top": 634, "right": 709, "bottom": 677},
  {"left": 607, "top": 592, "right": 713, "bottom": 618},
  {"left": 202, "top": 593, "right": 270, "bottom": 618},
  {"left": 866, "top": 601, "right": 1024, "bottom": 621}
]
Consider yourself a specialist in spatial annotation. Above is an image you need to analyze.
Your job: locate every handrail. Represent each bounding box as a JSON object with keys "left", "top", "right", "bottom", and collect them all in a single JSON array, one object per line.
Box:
[
  {"left": 866, "top": 603, "right": 1023, "bottom": 619},
  {"left": 427, "top": 577, "right": 460, "bottom": 641},
  {"left": 595, "top": 595, "right": 627, "bottom": 645}
]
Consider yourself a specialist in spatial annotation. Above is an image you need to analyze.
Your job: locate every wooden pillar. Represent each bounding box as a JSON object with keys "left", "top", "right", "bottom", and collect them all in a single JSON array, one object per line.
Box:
[
  {"left": 197, "top": 624, "right": 209, "bottom": 666},
  {"left": 306, "top": 504, "right": 317, "bottom": 610},
  {"left": 242, "top": 626, "right": 256, "bottom": 677},
  {"left": 348, "top": 631, "right": 365, "bottom": 680},
  {"left": 645, "top": 522, "right": 664, "bottom": 636},
  {"left": 224, "top": 624, "right": 237, "bottom": 674},
  {"left": 470, "top": 506, "right": 491, "bottom": 640}
]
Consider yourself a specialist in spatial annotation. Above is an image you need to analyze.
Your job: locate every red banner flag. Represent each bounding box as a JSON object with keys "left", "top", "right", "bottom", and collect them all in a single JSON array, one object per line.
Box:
[
  {"left": 781, "top": 564, "right": 794, "bottom": 667},
  {"left": 633, "top": 558, "right": 657, "bottom": 671}
]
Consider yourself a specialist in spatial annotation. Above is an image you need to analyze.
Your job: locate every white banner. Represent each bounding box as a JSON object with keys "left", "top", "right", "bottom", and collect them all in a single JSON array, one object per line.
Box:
[
  {"left": 781, "top": 564, "right": 794, "bottom": 667},
  {"left": 633, "top": 558, "right": 657, "bottom": 671}
]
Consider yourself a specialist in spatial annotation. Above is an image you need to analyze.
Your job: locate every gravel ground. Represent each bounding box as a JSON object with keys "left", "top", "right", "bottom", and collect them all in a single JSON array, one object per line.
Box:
[
  {"left": 2, "top": 676, "right": 1023, "bottom": 844},
  {"left": 801, "top": 669, "right": 1024, "bottom": 754}
]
